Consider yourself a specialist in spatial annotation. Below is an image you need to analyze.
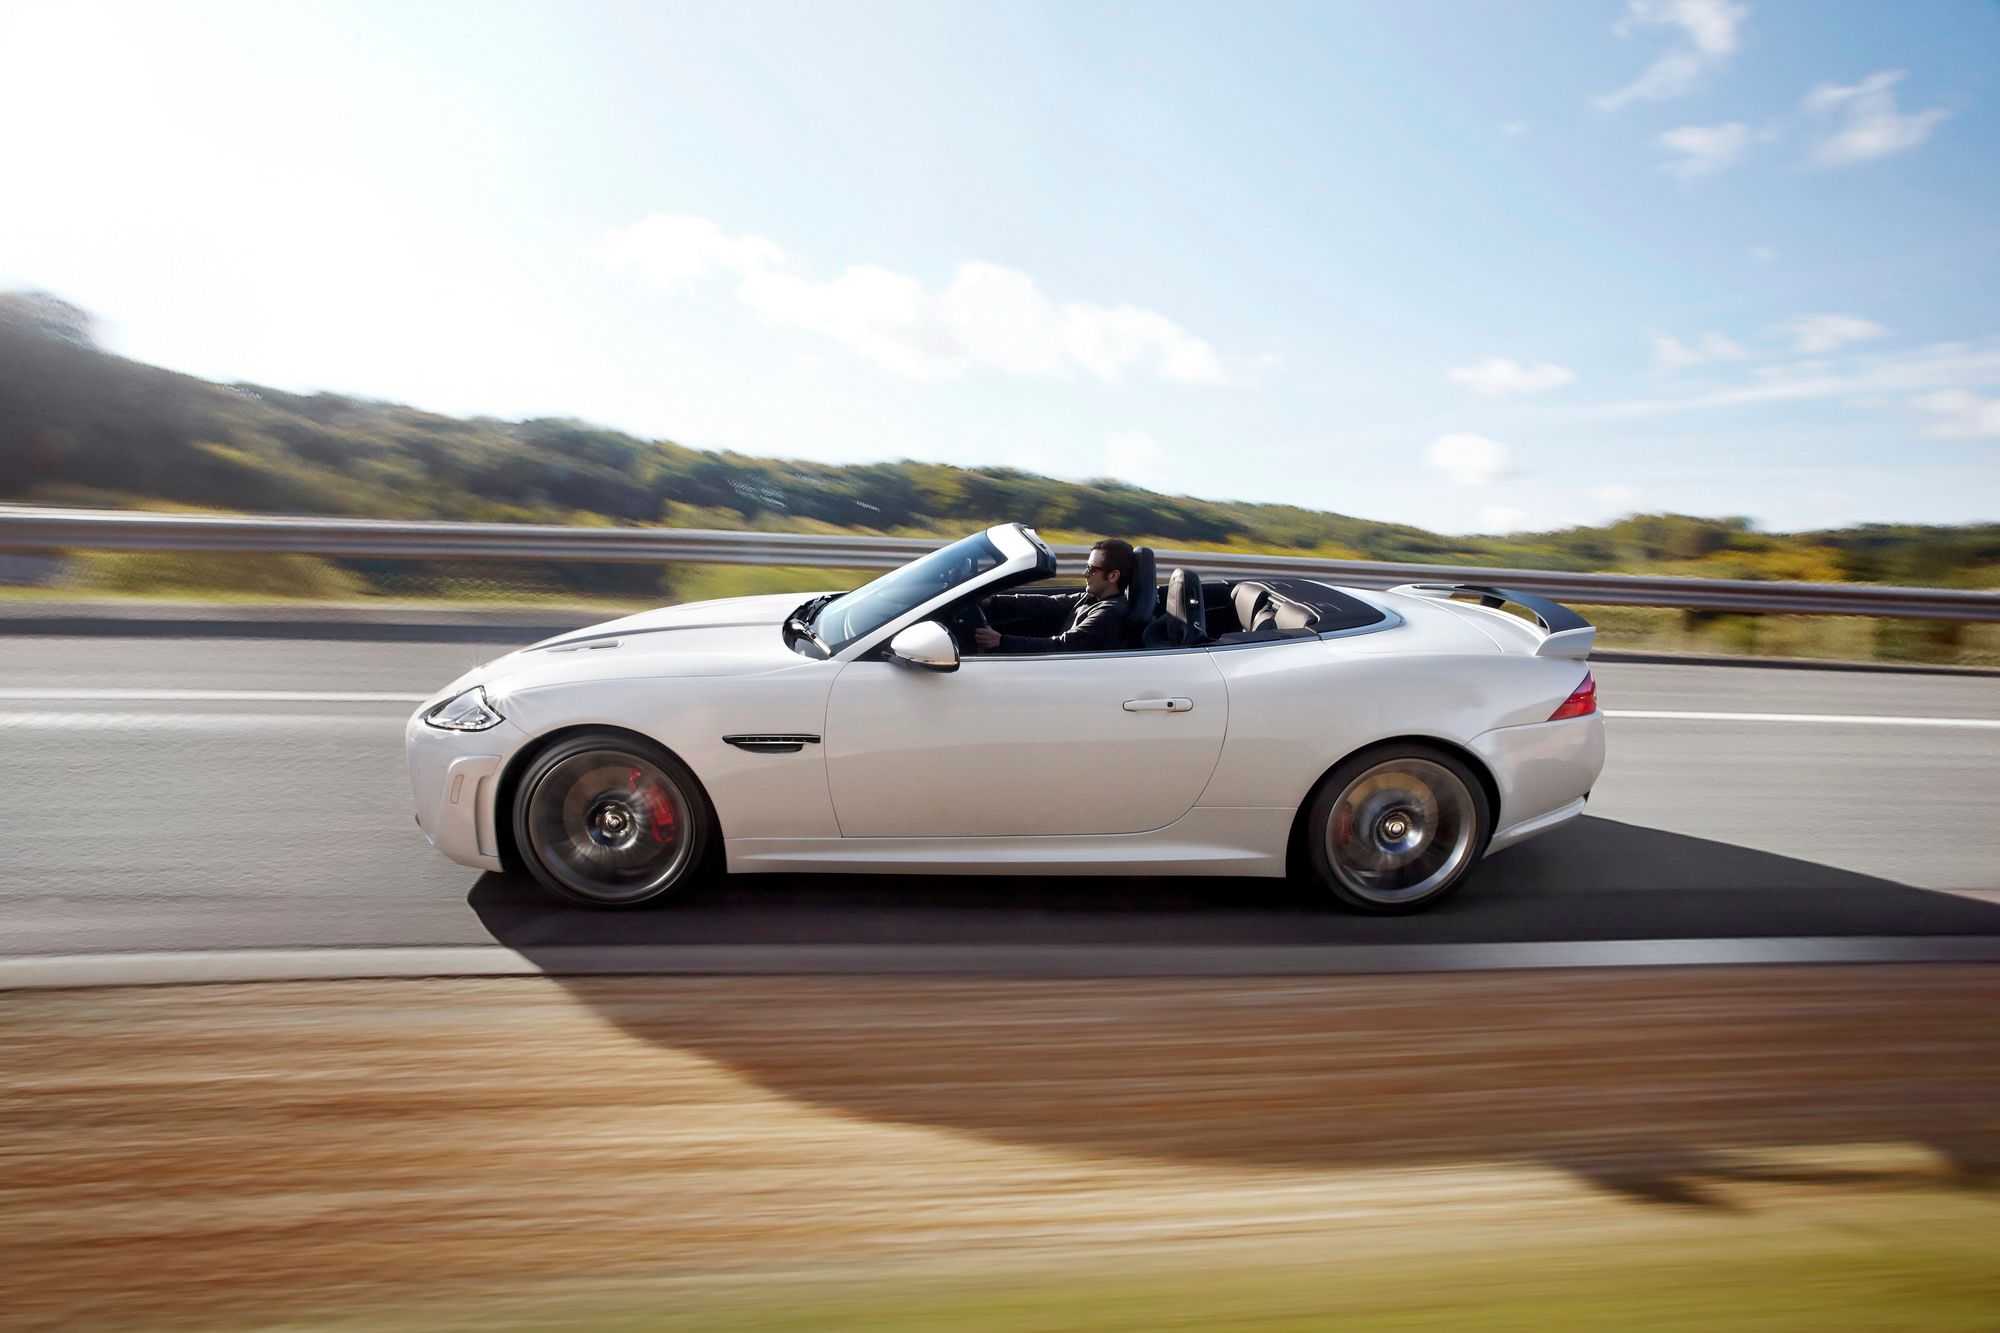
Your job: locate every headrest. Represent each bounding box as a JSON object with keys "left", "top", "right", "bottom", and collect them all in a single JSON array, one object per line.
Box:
[
  {"left": 1141, "top": 567, "right": 1207, "bottom": 649},
  {"left": 1168, "top": 567, "right": 1205, "bottom": 637},
  {"left": 1232, "top": 581, "right": 1273, "bottom": 632},
  {"left": 1124, "top": 546, "right": 1157, "bottom": 628},
  {"left": 1270, "top": 597, "right": 1316, "bottom": 631}
]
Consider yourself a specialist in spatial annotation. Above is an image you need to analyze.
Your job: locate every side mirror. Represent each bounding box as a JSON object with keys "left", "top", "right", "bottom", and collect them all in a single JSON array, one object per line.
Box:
[{"left": 887, "top": 620, "right": 959, "bottom": 673}]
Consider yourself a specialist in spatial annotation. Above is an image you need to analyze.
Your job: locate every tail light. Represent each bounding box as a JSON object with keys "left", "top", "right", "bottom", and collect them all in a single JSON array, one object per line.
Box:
[{"left": 1549, "top": 671, "right": 1597, "bottom": 720}]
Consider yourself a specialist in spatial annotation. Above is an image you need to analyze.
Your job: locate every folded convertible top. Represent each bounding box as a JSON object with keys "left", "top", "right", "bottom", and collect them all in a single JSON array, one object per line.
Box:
[{"left": 1388, "top": 583, "right": 1597, "bottom": 659}]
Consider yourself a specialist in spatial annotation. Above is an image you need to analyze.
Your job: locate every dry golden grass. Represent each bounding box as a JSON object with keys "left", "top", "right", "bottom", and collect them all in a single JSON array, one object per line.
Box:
[{"left": 3, "top": 968, "right": 1996, "bottom": 1330}]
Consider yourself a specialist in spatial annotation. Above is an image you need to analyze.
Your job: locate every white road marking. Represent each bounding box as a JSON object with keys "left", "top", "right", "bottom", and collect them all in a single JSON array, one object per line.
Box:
[
  {"left": 0, "top": 711, "right": 391, "bottom": 731},
  {"left": 1606, "top": 709, "right": 2000, "bottom": 730},
  {"left": 0, "top": 688, "right": 425, "bottom": 703}
]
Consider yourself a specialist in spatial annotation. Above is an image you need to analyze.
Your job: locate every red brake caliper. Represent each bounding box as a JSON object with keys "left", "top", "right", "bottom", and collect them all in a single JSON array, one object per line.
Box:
[{"left": 631, "top": 768, "right": 677, "bottom": 845}]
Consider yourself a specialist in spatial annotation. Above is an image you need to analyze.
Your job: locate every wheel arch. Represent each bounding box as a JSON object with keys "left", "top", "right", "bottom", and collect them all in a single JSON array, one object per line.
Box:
[
  {"left": 493, "top": 723, "right": 725, "bottom": 876},
  {"left": 1284, "top": 735, "right": 1501, "bottom": 877}
]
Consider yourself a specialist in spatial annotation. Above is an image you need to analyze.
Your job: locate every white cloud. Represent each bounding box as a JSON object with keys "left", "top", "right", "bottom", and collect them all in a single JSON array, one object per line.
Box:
[
  {"left": 947, "top": 262, "right": 1079, "bottom": 376},
  {"left": 1749, "top": 245, "right": 1779, "bottom": 262},
  {"left": 1650, "top": 330, "right": 1750, "bottom": 373},
  {"left": 1658, "top": 0, "right": 1746, "bottom": 53},
  {"left": 1425, "top": 434, "right": 1509, "bottom": 488},
  {"left": 1477, "top": 506, "right": 1530, "bottom": 534},
  {"left": 1597, "top": 0, "right": 1748, "bottom": 110},
  {"left": 1102, "top": 430, "right": 1166, "bottom": 477},
  {"left": 1571, "top": 341, "right": 2000, "bottom": 421},
  {"left": 595, "top": 214, "right": 785, "bottom": 286},
  {"left": 1594, "top": 483, "right": 1642, "bottom": 511},
  {"left": 1756, "top": 358, "right": 1830, "bottom": 378},
  {"left": 1783, "top": 313, "right": 1887, "bottom": 354},
  {"left": 1446, "top": 356, "right": 1576, "bottom": 397},
  {"left": 1656, "top": 122, "right": 1751, "bottom": 177},
  {"left": 1910, "top": 390, "right": 2000, "bottom": 440},
  {"left": 1801, "top": 70, "right": 1949, "bottom": 167},
  {"left": 601, "top": 213, "right": 1257, "bottom": 386},
  {"left": 1061, "top": 303, "right": 1232, "bottom": 385},
  {"left": 733, "top": 263, "right": 954, "bottom": 380},
  {"left": 1499, "top": 120, "right": 1529, "bottom": 137}
]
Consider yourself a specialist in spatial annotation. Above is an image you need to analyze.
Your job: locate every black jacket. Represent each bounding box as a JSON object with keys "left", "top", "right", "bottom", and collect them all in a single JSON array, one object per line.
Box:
[{"left": 987, "top": 590, "right": 1126, "bottom": 654}]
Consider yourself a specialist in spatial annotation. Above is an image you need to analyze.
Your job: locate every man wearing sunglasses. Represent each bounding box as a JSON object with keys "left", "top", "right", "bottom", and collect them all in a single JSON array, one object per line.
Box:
[{"left": 974, "top": 538, "right": 1136, "bottom": 654}]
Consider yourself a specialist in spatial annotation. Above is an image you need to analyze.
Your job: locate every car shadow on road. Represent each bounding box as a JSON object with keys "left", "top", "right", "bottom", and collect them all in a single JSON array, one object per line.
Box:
[
  {"left": 467, "top": 815, "right": 2000, "bottom": 948},
  {"left": 467, "top": 817, "right": 2000, "bottom": 1210}
]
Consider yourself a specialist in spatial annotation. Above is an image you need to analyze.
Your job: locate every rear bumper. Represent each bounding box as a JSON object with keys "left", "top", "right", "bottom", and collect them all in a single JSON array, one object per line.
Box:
[
  {"left": 1469, "top": 711, "right": 1606, "bottom": 853},
  {"left": 1486, "top": 795, "right": 1587, "bottom": 854}
]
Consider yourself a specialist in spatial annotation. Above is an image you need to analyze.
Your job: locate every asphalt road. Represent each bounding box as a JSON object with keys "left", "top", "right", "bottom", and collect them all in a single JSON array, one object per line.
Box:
[{"left": 3, "top": 632, "right": 1999, "bottom": 961}]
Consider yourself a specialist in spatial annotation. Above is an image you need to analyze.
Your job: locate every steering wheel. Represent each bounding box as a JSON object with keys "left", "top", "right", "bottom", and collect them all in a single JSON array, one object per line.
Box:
[{"left": 942, "top": 600, "right": 991, "bottom": 655}]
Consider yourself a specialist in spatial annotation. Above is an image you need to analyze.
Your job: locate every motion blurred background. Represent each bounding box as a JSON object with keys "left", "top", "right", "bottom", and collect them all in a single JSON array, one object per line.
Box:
[
  {"left": 1, "top": 0, "right": 1996, "bottom": 656},
  {"left": 3, "top": 4, "right": 1998, "bottom": 1331}
]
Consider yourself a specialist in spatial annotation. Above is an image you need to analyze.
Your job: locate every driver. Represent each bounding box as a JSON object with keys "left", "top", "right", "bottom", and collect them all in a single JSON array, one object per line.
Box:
[{"left": 974, "top": 538, "right": 1134, "bottom": 654}]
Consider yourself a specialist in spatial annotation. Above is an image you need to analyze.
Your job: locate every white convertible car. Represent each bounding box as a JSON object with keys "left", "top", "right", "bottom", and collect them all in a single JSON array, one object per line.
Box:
[{"left": 407, "top": 524, "right": 1604, "bottom": 913}]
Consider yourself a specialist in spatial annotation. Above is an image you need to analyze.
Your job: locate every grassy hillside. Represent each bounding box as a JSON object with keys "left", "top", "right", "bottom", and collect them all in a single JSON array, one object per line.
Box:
[{"left": 2, "top": 290, "right": 1996, "bottom": 662}]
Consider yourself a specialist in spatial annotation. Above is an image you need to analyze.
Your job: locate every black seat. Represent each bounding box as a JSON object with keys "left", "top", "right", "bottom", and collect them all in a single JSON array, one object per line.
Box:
[
  {"left": 1142, "top": 567, "right": 1207, "bottom": 649},
  {"left": 1122, "top": 546, "right": 1157, "bottom": 648}
]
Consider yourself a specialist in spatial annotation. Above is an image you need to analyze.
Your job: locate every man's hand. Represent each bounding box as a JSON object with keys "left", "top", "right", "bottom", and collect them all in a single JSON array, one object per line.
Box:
[{"left": 973, "top": 626, "right": 1002, "bottom": 650}]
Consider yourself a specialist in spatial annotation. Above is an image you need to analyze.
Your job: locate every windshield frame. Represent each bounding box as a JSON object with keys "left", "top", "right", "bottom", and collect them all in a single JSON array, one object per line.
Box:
[
  {"left": 809, "top": 531, "right": 1007, "bottom": 655},
  {"left": 799, "top": 525, "right": 1049, "bottom": 661}
]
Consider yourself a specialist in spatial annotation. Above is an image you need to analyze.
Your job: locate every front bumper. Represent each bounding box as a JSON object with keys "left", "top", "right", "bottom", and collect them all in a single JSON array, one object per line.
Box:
[{"left": 406, "top": 706, "right": 521, "bottom": 872}]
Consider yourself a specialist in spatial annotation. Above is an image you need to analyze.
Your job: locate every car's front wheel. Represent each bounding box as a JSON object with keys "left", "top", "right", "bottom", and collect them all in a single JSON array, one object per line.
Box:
[
  {"left": 1304, "top": 745, "right": 1491, "bottom": 913},
  {"left": 512, "top": 733, "right": 710, "bottom": 908}
]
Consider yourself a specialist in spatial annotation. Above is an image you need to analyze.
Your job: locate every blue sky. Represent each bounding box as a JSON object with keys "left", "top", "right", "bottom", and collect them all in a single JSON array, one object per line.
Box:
[{"left": 3, "top": 0, "right": 1996, "bottom": 533}]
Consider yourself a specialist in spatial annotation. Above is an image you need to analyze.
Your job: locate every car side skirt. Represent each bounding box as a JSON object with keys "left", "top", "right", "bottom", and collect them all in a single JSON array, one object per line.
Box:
[{"left": 725, "top": 806, "right": 1294, "bottom": 877}]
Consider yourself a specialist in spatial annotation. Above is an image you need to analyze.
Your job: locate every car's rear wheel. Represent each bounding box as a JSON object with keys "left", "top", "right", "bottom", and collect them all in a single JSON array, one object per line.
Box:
[
  {"left": 1305, "top": 745, "right": 1491, "bottom": 913},
  {"left": 513, "top": 733, "right": 710, "bottom": 908}
]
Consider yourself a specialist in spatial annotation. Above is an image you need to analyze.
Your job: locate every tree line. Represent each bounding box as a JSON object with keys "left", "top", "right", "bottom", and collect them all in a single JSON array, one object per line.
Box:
[{"left": 2, "top": 290, "right": 1995, "bottom": 591}]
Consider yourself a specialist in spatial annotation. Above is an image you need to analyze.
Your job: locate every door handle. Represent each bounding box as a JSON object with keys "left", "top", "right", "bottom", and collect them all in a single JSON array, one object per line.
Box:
[{"left": 1123, "top": 697, "right": 1194, "bottom": 712}]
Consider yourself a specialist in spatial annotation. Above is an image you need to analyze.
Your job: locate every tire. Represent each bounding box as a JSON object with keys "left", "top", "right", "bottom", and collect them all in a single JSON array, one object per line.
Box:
[
  {"left": 1304, "top": 744, "right": 1492, "bottom": 914},
  {"left": 511, "top": 733, "right": 711, "bottom": 909}
]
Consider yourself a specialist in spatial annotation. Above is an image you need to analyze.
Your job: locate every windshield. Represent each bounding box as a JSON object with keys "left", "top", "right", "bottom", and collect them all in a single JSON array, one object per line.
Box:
[{"left": 812, "top": 531, "right": 1005, "bottom": 651}]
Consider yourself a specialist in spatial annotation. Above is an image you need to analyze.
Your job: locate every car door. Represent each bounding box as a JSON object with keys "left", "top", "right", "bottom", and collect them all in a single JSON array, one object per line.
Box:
[{"left": 822, "top": 647, "right": 1229, "bottom": 837}]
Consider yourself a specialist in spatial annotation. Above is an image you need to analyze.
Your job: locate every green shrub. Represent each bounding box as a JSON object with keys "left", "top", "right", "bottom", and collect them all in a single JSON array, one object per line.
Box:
[
  {"left": 72, "top": 551, "right": 368, "bottom": 600},
  {"left": 665, "top": 564, "right": 874, "bottom": 604}
]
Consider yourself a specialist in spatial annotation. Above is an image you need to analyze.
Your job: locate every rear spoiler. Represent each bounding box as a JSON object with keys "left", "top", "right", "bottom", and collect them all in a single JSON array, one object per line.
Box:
[{"left": 1391, "top": 584, "right": 1596, "bottom": 659}]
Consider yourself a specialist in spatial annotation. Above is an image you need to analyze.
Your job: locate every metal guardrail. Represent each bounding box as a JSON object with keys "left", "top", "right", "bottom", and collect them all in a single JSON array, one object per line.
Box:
[{"left": 3, "top": 505, "right": 1996, "bottom": 622}]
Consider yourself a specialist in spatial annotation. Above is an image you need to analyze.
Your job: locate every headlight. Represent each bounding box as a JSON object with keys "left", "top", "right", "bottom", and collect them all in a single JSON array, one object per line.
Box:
[{"left": 424, "top": 686, "right": 504, "bottom": 731}]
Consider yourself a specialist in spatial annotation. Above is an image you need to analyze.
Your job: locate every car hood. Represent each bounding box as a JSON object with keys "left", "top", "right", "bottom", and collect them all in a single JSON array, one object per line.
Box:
[
  {"left": 431, "top": 592, "right": 834, "bottom": 703},
  {"left": 529, "top": 590, "right": 821, "bottom": 647}
]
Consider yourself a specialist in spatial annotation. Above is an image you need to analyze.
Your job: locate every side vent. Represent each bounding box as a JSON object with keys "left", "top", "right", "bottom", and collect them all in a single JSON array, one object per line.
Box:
[{"left": 724, "top": 734, "right": 822, "bottom": 754}]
